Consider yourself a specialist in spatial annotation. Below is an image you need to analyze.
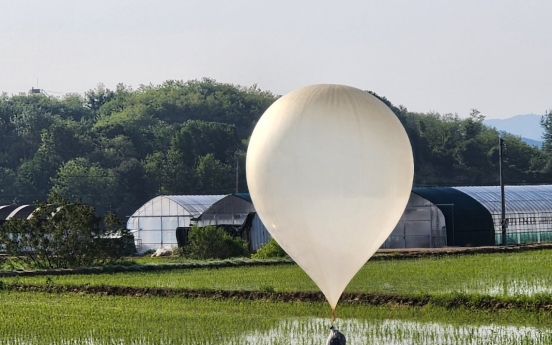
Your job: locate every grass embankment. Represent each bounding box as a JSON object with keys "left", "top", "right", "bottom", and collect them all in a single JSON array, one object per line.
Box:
[{"left": 0, "top": 292, "right": 551, "bottom": 345}]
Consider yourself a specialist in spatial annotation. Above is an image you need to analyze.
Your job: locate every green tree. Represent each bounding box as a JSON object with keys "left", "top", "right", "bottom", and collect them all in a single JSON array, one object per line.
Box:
[
  {"left": 50, "top": 158, "right": 115, "bottom": 214},
  {"left": 540, "top": 110, "right": 552, "bottom": 173},
  {"left": 0, "top": 195, "right": 128, "bottom": 269},
  {"left": 111, "top": 158, "right": 149, "bottom": 217},
  {"left": 90, "top": 135, "right": 138, "bottom": 168},
  {"left": 0, "top": 167, "right": 17, "bottom": 204},
  {"left": 195, "top": 153, "right": 233, "bottom": 194},
  {"left": 15, "top": 152, "right": 58, "bottom": 201},
  {"left": 85, "top": 83, "right": 115, "bottom": 113}
]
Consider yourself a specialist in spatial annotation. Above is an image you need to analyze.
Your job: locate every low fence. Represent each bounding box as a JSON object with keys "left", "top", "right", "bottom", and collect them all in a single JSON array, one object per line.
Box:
[{"left": 491, "top": 212, "right": 552, "bottom": 245}]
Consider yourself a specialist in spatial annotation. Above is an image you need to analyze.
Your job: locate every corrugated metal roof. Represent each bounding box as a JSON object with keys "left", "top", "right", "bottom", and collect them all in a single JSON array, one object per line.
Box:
[
  {"left": 453, "top": 185, "right": 552, "bottom": 214},
  {"left": 199, "top": 194, "right": 256, "bottom": 220},
  {"left": 233, "top": 193, "right": 252, "bottom": 203}
]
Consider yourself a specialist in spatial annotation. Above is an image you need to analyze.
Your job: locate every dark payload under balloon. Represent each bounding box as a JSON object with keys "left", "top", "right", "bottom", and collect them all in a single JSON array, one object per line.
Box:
[{"left": 326, "top": 326, "right": 346, "bottom": 345}]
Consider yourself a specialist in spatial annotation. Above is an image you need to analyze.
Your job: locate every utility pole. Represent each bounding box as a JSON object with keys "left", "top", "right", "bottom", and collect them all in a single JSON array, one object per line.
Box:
[
  {"left": 235, "top": 157, "right": 239, "bottom": 194},
  {"left": 499, "top": 137, "right": 507, "bottom": 245}
]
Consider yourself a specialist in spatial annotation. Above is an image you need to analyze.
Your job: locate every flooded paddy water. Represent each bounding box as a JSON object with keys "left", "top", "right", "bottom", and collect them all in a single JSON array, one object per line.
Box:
[
  {"left": 461, "top": 278, "right": 552, "bottom": 296},
  {"left": 230, "top": 317, "right": 552, "bottom": 345},
  {"left": 1, "top": 317, "right": 551, "bottom": 345}
]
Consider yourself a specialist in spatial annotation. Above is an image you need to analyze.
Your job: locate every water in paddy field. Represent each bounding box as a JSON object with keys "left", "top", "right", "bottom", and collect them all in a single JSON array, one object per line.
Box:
[
  {"left": 2, "top": 318, "right": 551, "bottom": 345},
  {"left": 226, "top": 318, "right": 552, "bottom": 345},
  {"left": 461, "top": 278, "right": 552, "bottom": 296}
]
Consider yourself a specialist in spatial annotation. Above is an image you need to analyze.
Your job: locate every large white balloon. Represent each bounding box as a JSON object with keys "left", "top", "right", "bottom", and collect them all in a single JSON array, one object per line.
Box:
[{"left": 246, "top": 84, "right": 413, "bottom": 310}]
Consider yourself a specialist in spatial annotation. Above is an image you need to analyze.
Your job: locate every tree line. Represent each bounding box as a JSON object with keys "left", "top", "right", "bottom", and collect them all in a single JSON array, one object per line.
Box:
[{"left": 0, "top": 78, "right": 550, "bottom": 218}]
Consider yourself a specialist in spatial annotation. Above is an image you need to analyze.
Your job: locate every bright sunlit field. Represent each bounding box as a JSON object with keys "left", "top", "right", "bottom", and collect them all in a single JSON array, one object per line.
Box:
[
  {"left": 1, "top": 249, "right": 551, "bottom": 344},
  {"left": 3, "top": 250, "right": 552, "bottom": 297},
  {"left": 0, "top": 292, "right": 551, "bottom": 345}
]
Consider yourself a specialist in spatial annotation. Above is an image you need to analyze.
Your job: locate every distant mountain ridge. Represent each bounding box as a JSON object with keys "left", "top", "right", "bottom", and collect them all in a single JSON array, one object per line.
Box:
[
  {"left": 483, "top": 114, "right": 544, "bottom": 147},
  {"left": 520, "top": 137, "right": 543, "bottom": 147}
]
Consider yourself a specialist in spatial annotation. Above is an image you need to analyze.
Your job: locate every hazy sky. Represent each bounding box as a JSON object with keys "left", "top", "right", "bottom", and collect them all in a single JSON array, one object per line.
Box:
[{"left": 1, "top": 0, "right": 550, "bottom": 119}]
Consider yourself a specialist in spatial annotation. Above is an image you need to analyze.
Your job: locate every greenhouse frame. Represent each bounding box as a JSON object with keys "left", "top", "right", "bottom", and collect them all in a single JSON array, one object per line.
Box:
[
  {"left": 0, "top": 205, "right": 37, "bottom": 225},
  {"left": 410, "top": 187, "right": 495, "bottom": 247},
  {"left": 127, "top": 195, "right": 225, "bottom": 252},
  {"left": 381, "top": 192, "right": 448, "bottom": 249},
  {"left": 455, "top": 185, "right": 552, "bottom": 245},
  {"left": 398, "top": 185, "right": 552, "bottom": 247}
]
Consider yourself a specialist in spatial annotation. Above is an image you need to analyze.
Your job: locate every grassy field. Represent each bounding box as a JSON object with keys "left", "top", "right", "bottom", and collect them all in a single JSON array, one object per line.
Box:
[
  {"left": 2, "top": 250, "right": 551, "bottom": 344},
  {"left": 0, "top": 292, "right": 551, "bottom": 345},
  {"left": 4, "top": 250, "right": 551, "bottom": 298}
]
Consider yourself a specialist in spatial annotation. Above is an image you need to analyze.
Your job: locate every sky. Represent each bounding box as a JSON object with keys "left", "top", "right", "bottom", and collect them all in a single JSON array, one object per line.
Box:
[{"left": 0, "top": 0, "right": 551, "bottom": 119}]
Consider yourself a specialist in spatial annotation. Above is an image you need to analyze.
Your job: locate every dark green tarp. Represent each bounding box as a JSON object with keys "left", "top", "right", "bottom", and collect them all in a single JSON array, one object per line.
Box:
[{"left": 412, "top": 187, "right": 495, "bottom": 246}]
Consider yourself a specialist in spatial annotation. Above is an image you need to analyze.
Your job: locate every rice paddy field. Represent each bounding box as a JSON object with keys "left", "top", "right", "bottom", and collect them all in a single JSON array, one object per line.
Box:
[
  {"left": 1, "top": 292, "right": 551, "bottom": 345},
  {"left": 1, "top": 249, "right": 551, "bottom": 344},
  {"left": 3, "top": 250, "right": 552, "bottom": 297}
]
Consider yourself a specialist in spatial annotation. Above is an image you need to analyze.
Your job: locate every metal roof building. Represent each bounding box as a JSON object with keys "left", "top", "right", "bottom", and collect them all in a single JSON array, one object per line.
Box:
[
  {"left": 127, "top": 195, "right": 225, "bottom": 252},
  {"left": 198, "top": 193, "right": 271, "bottom": 251}
]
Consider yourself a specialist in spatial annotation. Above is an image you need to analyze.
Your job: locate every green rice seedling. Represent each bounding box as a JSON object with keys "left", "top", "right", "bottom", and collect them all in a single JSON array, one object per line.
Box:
[
  {"left": 0, "top": 292, "right": 551, "bottom": 344},
  {"left": 3, "top": 250, "right": 552, "bottom": 299}
]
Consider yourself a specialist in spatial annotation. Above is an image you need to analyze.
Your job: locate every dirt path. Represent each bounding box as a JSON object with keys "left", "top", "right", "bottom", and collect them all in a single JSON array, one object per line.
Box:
[{"left": 374, "top": 243, "right": 552, "bottom": 260}]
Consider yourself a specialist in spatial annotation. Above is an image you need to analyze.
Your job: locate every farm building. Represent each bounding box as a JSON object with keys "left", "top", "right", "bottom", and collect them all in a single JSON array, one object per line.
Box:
[
  {"left": 199, "top": 186, "right": 552, "bottom": 250},
  {"left": 128, "top": 185, "right": 552, "bottom": 253},
  {"left": 197, "top": 193, "right": 270, "bottom": 251},
  {"left": 127, "top": 195, "right": 225, "bottom": 252},
  {"left": 455, "top": 185, "right": 552, "bottom": 245},
  {"left": 381, "top": 191, "right": 448, "bottom": 248},
  {"left": 385, "top": 185, "right": 552, "bottom": 248},
  {"left": 395, "top": 187, "right": 495, "bottom": 247}
]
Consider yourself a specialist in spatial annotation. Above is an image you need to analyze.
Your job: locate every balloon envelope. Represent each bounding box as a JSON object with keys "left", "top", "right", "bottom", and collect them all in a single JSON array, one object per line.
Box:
[{"left": 246, "top": 84, "right": 413, "bottom": 309}]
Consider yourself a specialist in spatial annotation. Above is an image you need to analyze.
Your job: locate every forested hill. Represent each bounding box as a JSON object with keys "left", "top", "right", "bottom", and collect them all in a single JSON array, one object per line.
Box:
[{"left": 0, "top": 79, "right": 550, "bottom": 218}]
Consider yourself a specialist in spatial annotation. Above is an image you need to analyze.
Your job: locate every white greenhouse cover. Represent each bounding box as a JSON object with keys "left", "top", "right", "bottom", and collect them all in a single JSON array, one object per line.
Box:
[
  {"left": 127, "top": 195, "right": 226, "bottom": 252},
  {"left": 454, "top": 185, "right": 552, "bottom": 214},
  {"left": 128, "top": 195, "right": 226, "bottom": 218}
]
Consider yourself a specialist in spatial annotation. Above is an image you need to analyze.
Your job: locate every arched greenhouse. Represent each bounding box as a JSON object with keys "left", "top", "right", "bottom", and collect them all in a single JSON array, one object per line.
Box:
[
  {"left": 384, "top": 185, "right": 552, "bottom": 248},
  {"left": 0, "top": 205, "right": 37, "bottom": 226},
  {"left": 455, "top": 185, "right": 552, "bottom": 244},
  {"left": 127, "top": 195, "right": 225, "bottom": 252},
  {"left": 128, "top": 185, "right": 552, "bottom": 253}
]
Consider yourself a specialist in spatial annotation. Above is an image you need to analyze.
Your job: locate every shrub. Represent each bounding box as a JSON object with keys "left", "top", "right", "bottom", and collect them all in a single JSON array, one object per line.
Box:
[
  {"left": 181, "top": 225, "right": 248, "bottom": 260},
  {"left": 251, "top": 237, "right": 288, "bottom": 259}
]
